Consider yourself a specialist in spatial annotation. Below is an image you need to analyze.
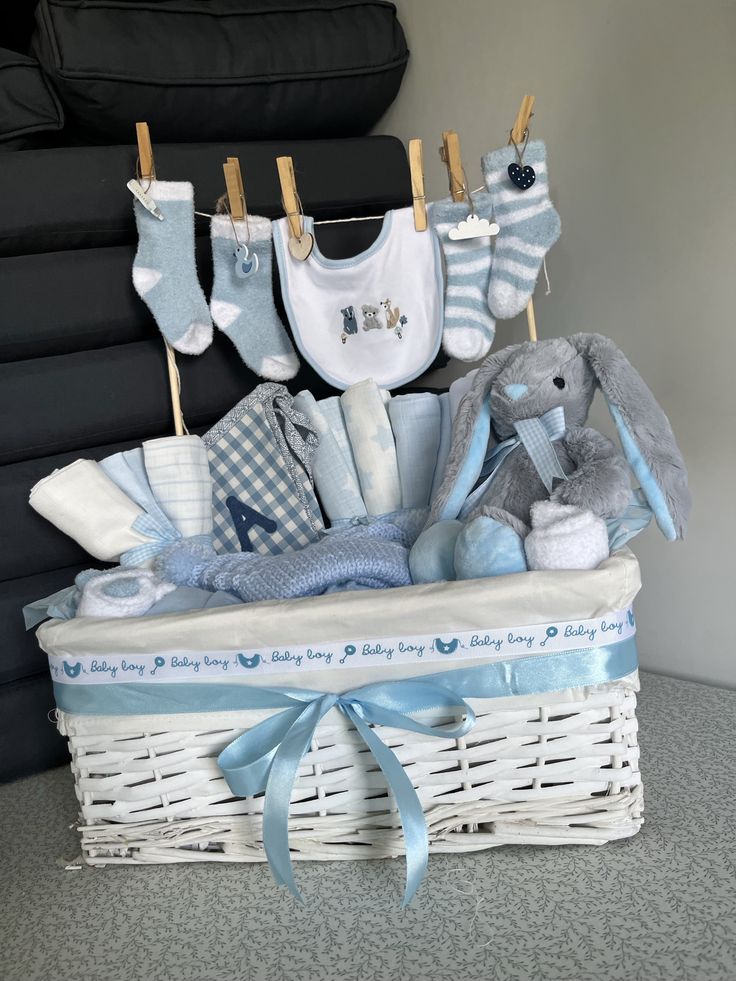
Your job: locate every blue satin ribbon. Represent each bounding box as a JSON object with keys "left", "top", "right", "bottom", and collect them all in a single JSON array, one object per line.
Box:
[
  {"left": 219, "top": 679, "right": 475, "bottom": 906},
  {"left": 52, "top": 636, "right": 638, "bottom": 905}
]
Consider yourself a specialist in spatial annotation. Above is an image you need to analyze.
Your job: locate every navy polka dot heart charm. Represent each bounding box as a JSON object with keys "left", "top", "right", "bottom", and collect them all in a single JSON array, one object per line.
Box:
[{"left": 508, "top": 162, "right": 536, "bottom": 190}]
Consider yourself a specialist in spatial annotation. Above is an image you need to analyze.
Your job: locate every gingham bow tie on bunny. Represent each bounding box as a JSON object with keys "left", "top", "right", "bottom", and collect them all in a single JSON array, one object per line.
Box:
[{"left": 460, "top": 406, "right": 567, "bottom": 518}]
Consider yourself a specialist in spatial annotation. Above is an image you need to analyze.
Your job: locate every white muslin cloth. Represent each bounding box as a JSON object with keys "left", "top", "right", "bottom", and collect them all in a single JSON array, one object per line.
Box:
[
  {"left": 340, "top": 379, "right": 401, "bottom": 517},
  {"left": 142, "top": 435, "right": 213, "bottom": 539},
  {"left": 293, "top": 391, "right": 367, "bottom": 523},
  {"left": 78, "top": 569, "right": 176, "bottom": 618},
  {"left": 29, "top": 459, "right": 150, "bottom": 562},
  {"left": 388, "top": 393, "right": 442, "bottom": 509},
  {"left": 431, "top": 392, "right": 452, "bottom": 501},
  {"left": 525, "top": 501, "right": 611, "bottom": 571}
]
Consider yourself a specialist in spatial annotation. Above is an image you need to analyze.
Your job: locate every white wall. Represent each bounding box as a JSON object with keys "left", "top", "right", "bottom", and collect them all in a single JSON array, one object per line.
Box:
[{"left": 375, "top": 0, "right": 736, "bottom": 686}]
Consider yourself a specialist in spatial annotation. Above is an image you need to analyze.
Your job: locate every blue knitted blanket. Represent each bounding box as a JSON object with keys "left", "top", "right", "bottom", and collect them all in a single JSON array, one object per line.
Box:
[{"left": 155, "top": 510, "right": 427, "bottom": 604}]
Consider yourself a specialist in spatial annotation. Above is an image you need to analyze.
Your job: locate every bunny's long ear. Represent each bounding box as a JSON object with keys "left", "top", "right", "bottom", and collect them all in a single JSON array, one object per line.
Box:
[
  {"left": 431, "top": 345, "right": 520, "bottom": 523},
  {"left": 571, "top": 333, "right": 691, "bottom": 540}
]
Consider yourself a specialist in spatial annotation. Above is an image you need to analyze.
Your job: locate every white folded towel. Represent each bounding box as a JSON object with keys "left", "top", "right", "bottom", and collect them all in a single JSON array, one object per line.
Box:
[
  {"left": 525, "top": 501, "right": 610, "bottom": 571},
  {"left": 142, "top": 435, "right": 213, "bottom": 539},
  {"left": 29, "top": 459, "right": 150, "bottom": 562}
]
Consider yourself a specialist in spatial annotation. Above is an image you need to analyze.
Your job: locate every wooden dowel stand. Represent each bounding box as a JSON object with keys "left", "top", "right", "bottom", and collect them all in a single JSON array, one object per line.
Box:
[
  {"left": 510, "top": 95, "right": 538, "bottom": 342},
  {"left": 164, "top": 340, "right": 186, "bottom": 436}
]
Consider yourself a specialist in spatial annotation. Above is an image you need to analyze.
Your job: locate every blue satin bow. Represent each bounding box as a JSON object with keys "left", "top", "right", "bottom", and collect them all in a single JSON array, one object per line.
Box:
[{"left": 218, "top": 679, "right": 476, "bottom": 907}]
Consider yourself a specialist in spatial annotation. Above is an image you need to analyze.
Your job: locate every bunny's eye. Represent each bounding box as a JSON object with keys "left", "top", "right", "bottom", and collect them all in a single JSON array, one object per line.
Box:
[{"left": 553, "top": 376, "right": 565, "bottom": 389}]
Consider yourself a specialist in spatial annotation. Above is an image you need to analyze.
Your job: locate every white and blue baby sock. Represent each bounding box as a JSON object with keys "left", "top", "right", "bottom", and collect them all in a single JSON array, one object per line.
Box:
[
  {"left": 210, "top": 214, "right": 299, "bottom": 381},
  {"left": 430, "top": 192, "right": 496, "bottom": 362},
  {"left": 132, "top": 182, "right": 213, "bottom": 355},
  {"left": 481, "top": 140, "right": 561, "bottom": 320}
]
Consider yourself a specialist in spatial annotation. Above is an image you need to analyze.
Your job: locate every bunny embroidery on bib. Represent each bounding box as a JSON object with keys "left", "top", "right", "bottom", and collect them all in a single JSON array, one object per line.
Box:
[{"left": 273, "top": 208, "right": 443, "bottom": 390}]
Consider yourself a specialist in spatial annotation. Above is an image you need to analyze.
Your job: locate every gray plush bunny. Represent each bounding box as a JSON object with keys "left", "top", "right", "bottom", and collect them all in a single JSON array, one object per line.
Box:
[{"left": 410, "top": 334, "right": 691, "bottom": 582}]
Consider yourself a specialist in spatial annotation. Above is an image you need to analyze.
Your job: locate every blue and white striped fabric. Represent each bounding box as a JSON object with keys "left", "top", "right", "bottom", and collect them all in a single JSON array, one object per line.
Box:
[
  {"left": 388, "top": 393, "right": 442, "bottom": 509},
  {"left": 203, "top": 385, "right": 323, "bottom": 555},
  {"left": 430, "top": 192, "right": 496, "bottom": 362},
  {"left": 293, "top": 390, "right": 367, "bottom": 523},
  {"left": 481, "top": 140, "right": 561, "bottom": 320},
  {"left": 142, "top": 436, "right": 213, "bottom": 540}
]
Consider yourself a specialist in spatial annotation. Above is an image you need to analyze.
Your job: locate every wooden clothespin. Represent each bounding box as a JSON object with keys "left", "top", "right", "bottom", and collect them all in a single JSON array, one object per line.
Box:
[
  {"left": 133, "top": 122, "right": 185, "bottom": 436},
  {"left": 276, "top": 155, "right": 314, "bottom": 259},
  {"left": 276, "top": 155, "right": 303, "bottom": 240},
  {"left": 511, "top": 94, "right": 535, "bottom": 144},
  {"left": 408, "top": 138, "right": 427, "bottom": 231},
  {"left": 136, "top": 121, "right": 155, "bottom": 181},
  {"left": 439, "top": 130, "right": 465, "bottom": 203},
  {"left": 510, "top": 95, "right": 538, "bottom": 342},
  {"left": 223, "top": 156, "right": 245, "bottom": 221}
]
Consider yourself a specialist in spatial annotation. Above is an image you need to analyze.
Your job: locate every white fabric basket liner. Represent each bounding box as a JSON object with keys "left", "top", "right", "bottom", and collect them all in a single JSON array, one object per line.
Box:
[
  {"left": 38, "top": 550, "right": 641, "bottom": 708},
  {"left": 40, "top": 551, "right": 644, "bottom": 871}
]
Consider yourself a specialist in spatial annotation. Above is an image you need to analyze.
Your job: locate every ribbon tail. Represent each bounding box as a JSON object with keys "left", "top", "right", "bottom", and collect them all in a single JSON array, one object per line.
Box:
[
  {"left": 217, "top": 705, "right": 305, "bottom": 797},
  {"left": 344, "top": 706, "right": 429, "bottom": 908},
  {"left": 262, "top": 695, "right": 335, "bottom": 902}
]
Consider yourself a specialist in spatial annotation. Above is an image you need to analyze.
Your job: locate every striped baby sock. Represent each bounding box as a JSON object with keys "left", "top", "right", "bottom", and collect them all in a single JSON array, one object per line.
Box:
[
  {"left": 132, "top": 182, "right": 213, "bottom": 355},
  {"left": 210, "top": 214, "right": 299, "bottom": 381},
  {"left": 430, "top": 192, "right": 496, "bottom": 362},
  {"left": 482, "top": 140, "right": 561, "bottom": 320}
]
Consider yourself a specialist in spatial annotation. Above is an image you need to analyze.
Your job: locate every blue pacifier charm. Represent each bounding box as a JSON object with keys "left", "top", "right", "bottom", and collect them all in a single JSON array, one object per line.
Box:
[{"left": 234, "top": 244, "right": 259, "bottom": 279}]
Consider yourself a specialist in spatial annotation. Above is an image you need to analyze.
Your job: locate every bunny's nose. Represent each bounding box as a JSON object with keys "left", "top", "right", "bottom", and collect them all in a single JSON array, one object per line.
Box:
[{"left": 504, "top": 384, "right": 528, "bottom": 401}]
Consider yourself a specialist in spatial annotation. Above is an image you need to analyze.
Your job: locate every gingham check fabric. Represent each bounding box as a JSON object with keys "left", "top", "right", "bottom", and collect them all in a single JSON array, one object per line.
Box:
[
  {"left": 459, "top": 406, "right": 567, "bottom": 518},
  {"left": 203, "top": 385, "right": 323, "bottom": 555},
  {"left": 513, "top": 407, "right": 568, "bottom": 493}
]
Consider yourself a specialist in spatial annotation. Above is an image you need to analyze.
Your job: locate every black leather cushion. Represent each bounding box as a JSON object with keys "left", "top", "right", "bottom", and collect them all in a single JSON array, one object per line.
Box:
[
  {"left": 0, "top": 137, "right": 411, "bottom": 256},
  {"left": 32, "top": 0, "right": 408, "bottom": 143},
  {"left": 0, "top": 48, "right": 63, "bottom": 147},
  {"left": 0, "top": 136, "right": 419, "bottom": 782}
]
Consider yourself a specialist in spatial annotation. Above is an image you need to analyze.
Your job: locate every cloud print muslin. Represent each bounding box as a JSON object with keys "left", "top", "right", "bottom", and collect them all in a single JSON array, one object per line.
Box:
[{"left": 341, "top": 379, "right": 401, "bottom": 517}]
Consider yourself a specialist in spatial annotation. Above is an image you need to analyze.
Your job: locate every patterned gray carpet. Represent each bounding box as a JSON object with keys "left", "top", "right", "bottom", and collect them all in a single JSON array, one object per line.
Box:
[{"left": 1, "top": 671, "right": 734, "bottom": 981}]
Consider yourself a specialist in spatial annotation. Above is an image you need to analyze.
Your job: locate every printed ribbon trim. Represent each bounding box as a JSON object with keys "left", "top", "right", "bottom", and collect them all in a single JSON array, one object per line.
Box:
[
  {"left": 461, "top": 405, "right": 567, "bottom": 517},
  {"left": 52, "top": 636, "right": 638, "bottom": 906}
]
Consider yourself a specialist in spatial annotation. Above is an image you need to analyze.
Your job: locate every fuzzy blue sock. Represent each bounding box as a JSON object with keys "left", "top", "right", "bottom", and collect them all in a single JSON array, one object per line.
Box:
[
  {"left": 430, "top": 192, "right": 496, "bottom": 361},
  {"left": 210, "top": 214, "right": 300, "bottom": 381},
  {"left": 132, "top": 182, "right": 213, "bottom": 355},
  {"left": 481, "top": 141, "right": 561, "bottom": 320}
]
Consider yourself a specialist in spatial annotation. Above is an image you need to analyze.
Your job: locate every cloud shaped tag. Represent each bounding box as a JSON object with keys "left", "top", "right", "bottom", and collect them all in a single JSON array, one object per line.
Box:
[{"left": 448, "top": 214, "right": 500, "bottom": 240}]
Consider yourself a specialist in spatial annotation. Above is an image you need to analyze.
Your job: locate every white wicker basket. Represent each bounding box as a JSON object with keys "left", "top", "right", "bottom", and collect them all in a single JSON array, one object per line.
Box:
[
  {"left": 57, "top": 679, "right": 641, "bottom": 865},
  {"left": 39, "top": 551, "right": 644, "bottom": 873}
]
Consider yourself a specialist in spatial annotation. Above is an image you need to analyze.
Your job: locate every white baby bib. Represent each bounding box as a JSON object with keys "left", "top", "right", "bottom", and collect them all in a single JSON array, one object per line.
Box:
[{"left": 273, "top": 208, "right": 443, "bottom": 390}]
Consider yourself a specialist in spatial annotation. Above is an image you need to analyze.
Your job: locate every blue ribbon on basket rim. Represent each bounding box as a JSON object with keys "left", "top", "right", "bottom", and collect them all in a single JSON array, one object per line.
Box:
[{"left": 52, "top": 635, "right": 638, "bottom": 906}]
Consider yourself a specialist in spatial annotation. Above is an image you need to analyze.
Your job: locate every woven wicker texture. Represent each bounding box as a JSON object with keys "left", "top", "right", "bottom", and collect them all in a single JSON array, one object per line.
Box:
[{"left": 58, "top": 677, "right": 641, "bottom": 864}]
